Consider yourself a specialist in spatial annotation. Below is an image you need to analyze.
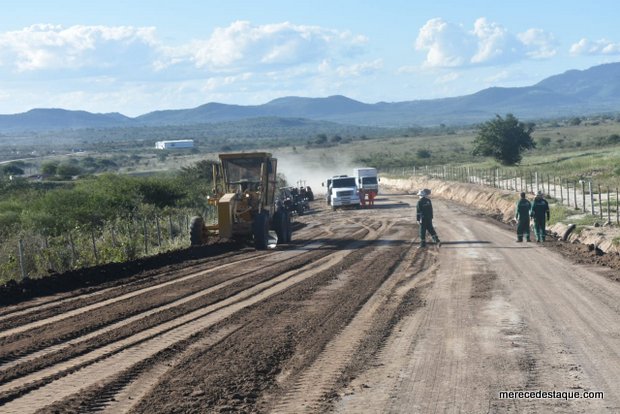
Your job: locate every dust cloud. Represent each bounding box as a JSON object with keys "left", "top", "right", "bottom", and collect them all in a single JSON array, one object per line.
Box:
[{"left": 273, "top": 149, "right": 361, "bottom": 195}]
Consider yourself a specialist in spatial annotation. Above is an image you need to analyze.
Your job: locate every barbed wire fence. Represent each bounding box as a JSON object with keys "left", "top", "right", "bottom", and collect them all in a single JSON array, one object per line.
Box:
[
  {"left": 385, "top": 165, "right": 620, "bottom": 224},
  {"left": 0, "top": 211, "right": 206, "bottom": 284}
]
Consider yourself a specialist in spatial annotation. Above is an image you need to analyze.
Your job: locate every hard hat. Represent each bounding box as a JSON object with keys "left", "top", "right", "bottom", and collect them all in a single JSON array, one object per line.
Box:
[
  {"left": 417, "top": 189, "right": 430, "bottom": 196},
  {"left": 536, "top": 190, "right": 543, "bottom": 197}
]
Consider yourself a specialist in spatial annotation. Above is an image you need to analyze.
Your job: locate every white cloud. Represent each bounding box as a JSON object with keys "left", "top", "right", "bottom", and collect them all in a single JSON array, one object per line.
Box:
[
  {"left": 0, "top": 24, "right": 157, "bottom": 72},
  {"left": 415, "top": 17, "right": 556, "bottom": 68},
  {"left": 435, "top": 72, "right": 461, "bottom": 84},
  {"left": 570, "top": 38, "right": 620, "bottom": 55},
  {"left": 159, "top": 20, "right": 368, "bottom": 72},
  {"left": 415, "top": 18, "right": 474, "bottom": 67},
  {"left": 201, "top": 73, "right": 253, "bottom": 92},
  {"left": 471, "top": 18, "right": 522, "bottom": 64},
  {"left": 335, "top": 59, "right": 383, "bottom": 77},
  {"left": 518, "top": 28, "right": 557, "bottom": 58}
]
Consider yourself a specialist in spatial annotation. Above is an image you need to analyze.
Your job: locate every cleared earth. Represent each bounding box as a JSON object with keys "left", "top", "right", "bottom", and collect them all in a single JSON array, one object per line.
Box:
[{"left": 0, "top": 193, "right": 618, "bottom": 413}]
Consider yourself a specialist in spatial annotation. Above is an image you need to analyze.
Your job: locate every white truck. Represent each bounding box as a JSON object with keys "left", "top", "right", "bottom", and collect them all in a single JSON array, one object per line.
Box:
[
  {"left": 327, "top": 175, "right": 360, "bottom": 210},
  {"left": 353, "top": 167, "right": 379, "bottom": 195}
]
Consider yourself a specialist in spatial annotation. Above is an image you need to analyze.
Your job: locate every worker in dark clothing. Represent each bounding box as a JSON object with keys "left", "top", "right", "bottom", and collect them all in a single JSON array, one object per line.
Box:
[
  {"left": 530, "top": 190, "right": 550, "bottom": 242},
  {"left": 515, "top": 192, "right": 532, "bottom": 242},
  {"left": 416, "top": 189, "right": 440, "bottom": 247}
]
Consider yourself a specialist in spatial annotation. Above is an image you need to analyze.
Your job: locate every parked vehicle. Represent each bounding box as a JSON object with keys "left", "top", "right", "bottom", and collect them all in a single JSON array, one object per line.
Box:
[
  {"left": 324, "top": 175, "right": 348, "bottom": 205},
  {"left": 328, "top": 175, "right": 360, "bottom": 210},
  {"left": 278, "top": 186, "right": 308, "bottom": 215},
  {"left": 353, "top": 167, "right": 379, "bottom": 194}
]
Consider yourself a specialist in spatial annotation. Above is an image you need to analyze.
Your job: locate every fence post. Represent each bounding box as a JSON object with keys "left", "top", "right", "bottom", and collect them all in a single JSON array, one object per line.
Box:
[
  {"left": 18, "top": 239, "right": 27, "bottom": 280},
  {"left": 589, "top": 181, "right": 594, "bottom": 215},
  {"left": 607, "top": 188, "right": 611, "bottom": 223},
  {"left": 560, "top": 180, "right": 564, "bottom": 205},
  {"left": 581, "top": 181, "right": 586, "bottom": 212},
  {"left": 156, "top": 216, "right": 162, "bottom": 247},
  {"left": 617, "top": 188, "right": 619, "bottom": 224},
  {"left": 573, "top": 181, "right": 577, "bottom": 209},
  {"left": 111, "top": 226, "right": 117, "bottom": 247},
  {"left": 169, "top": 215, "right": 174, "bottom": 240},
  {"left": 91, "top": 228, "right": 98, "bottom": 264},
  {"left": 535, "top": 171, "right": 539, "bottom": 192},
  {"left": 143, "top": 219, "right": 149, "bottom": 255},
  {"left": 69, "top": 232, "right": 76, "bottom": 268},
  {"left": 598, "top": 184, "right": 603, "bottom": 220}
]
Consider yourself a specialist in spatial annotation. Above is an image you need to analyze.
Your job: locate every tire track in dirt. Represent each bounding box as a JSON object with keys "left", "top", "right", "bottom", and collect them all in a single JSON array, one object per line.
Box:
[
  {"left": 0, "top": 238, "right": 353, "bottom": 383},
  {"left": 75, "top": 324, "right": 243, "bottom": 414},
  {"left": 0, "top": 220, "right": 378, "bottom": 413},
  {"left": 0, "top": 227, "right": 330, "bottom": 366},
  {"left": 0, "top": 218, "right": 322, "bottom": 327},
  {"left": 268, "top": 218, "right": 432, "bottom": 413},
  {"left": 0, "top": 249, "right": 259, "bottom": 325},
  {"left": 0, "top": 247, "right": 356, "bottom": 412}
]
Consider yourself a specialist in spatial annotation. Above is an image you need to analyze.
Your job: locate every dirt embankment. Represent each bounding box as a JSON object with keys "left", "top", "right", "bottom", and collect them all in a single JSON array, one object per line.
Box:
[{"left": 382, "top": 176, "right": 620, "bottom": 254}]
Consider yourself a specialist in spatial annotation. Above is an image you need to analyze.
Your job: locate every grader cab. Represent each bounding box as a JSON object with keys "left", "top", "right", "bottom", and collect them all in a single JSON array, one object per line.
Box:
[{"left": 189, "top": 152, "right": 292, "bottom": 249}]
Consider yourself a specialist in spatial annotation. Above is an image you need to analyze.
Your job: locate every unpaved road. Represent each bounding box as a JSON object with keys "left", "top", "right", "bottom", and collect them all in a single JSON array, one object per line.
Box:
[{"left": 0, "top": 193, "right": 618, "bottom": 413}]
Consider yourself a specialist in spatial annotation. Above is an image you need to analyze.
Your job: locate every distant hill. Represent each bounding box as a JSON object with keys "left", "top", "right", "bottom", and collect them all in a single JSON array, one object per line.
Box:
[
  {"left": 2, "top": 61, "right": 620, "bottom": 132},
  {"left": 0, "top": 108, "right": 132, "bottom": 131}
]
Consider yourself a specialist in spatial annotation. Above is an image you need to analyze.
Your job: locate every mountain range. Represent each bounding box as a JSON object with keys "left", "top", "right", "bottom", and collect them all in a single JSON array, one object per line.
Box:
[{"left": 2, "top": 62, "right": 620, "bottom": 132}]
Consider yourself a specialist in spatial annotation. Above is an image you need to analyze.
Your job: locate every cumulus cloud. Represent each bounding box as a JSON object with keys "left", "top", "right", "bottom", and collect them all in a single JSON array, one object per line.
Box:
[
  {"left": 415, "top": 18, "right": 475, "bottom": 67},
  {"left": 158, "top": 20, "right": 368, "bottom": 72},
  {"left": 570, "top": 38, "right": 620, "bottom": 55},
  {"left": 415, "top": 17, "right": 556, "bottom": 68},
  {"left": 335, "top": 59, "right": 383, "bottom": 77},
  {"left": 518, "top": 28, "right": 557, "bottom": 58},
  {"left": 0, "top": 21, "right": 376, "bottom": 114},
  {"left": 0, "top": 21, "right": 370, "bottom": 78},
  {"left": 0, "top": 24, "right": 157, "bottom": 72}
]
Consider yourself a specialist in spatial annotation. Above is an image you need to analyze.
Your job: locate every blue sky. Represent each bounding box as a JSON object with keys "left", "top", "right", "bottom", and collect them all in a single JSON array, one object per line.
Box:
[{"left": 1, "top": 0, "right": 619, "bottom": 116}]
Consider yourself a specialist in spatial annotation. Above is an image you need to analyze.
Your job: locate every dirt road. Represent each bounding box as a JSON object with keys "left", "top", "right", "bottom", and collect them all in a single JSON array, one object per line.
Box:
[{"left": 0, "top": 194, "right": 618, "bottom": 413}]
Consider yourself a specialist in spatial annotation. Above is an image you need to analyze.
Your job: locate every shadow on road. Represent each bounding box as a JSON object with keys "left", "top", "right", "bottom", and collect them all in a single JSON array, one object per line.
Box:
[
  {"left": 439, "top": 241, "right": 491, "bottom": 245},
  {"left": 440, "top": 240, "right": 537, "bottom": 249},
  {"left": 362, "top": 202, "right": 410, "bottom": 210}
]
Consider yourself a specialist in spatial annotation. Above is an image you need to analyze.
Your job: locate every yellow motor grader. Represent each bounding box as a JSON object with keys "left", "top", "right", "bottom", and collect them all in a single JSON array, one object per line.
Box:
[{"left": 189, "top": 152, "right": 292, "bottom": 249}]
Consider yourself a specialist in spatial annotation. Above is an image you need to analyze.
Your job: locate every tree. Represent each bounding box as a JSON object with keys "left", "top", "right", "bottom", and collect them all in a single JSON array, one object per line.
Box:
[
  {"left": 41, "top": 161, "right": 59, "bottom": 176},
  {"left": 56, "top": 163, "right": 82, "bottom": 179},
  {"left": 472, "top": 114, "right": 535, "bottom": 165},
  {"left": 2, "top": 164, "right": 25, "bottom": 176},
  {"left": 416, "top": 149, "right": 432, "bottom": 159}
]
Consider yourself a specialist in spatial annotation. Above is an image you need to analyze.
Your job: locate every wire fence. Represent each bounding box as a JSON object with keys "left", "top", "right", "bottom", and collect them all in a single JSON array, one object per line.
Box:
[
  {"left": 385, "top": 165, "right": 620, "bottom": 224},
  {"left": 0, "top": 212, "right": 204, "bottom": 285}
]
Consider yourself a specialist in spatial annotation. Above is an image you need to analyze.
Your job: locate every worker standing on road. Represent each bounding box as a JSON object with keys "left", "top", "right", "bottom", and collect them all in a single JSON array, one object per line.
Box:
[
  {"left": 358, "top": 190, "right": 366, "bottom": 208},
  {"left": 515, "top": 192, "right": 532, "bottom": 242},
  {"left": 416, "top": 189, "right": 440, "bottom": 247},
  {"left": 530, "top": 190, "right": 550, "bottom": 243},
  {"left": 368, "top": 190, "right": 376, "bottom": 207}
]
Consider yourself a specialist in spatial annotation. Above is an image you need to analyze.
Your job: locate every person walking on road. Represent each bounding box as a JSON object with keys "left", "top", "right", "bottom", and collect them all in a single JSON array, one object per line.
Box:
[
  {"left": 515, "top": 192, "right": 532, "bottom": 242},
  {"left": 416, "top": 189, "right": 440, "bottom": 247},
  {"left": 530, "top": 190, "right": 550, "bottom": 242}
]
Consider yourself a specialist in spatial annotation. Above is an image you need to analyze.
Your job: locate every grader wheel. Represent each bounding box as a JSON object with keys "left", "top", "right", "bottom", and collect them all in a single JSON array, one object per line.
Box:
[
  {"left": 273, "top": 210, "right": 291, "bottom": 244},
  {"left": 189, "top": 216, "right": 208, "bottom": 246},
  {"left": 252, "top": 212, "right": 270, "bottom": 250}
]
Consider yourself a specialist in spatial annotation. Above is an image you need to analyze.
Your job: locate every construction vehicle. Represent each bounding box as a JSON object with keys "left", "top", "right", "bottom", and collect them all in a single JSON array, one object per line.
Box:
[
  {"left": 189, "top": 152, "right": 292, "bottom": 249},
  {"left": 353, "top": 167, "right": 379, "bottom": 194},
  {"left": 354, "top": 167, "right": 379, "bottom": 207},
  {"left": 327, "top": 175, "right": 360, "bottom": 210}
]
